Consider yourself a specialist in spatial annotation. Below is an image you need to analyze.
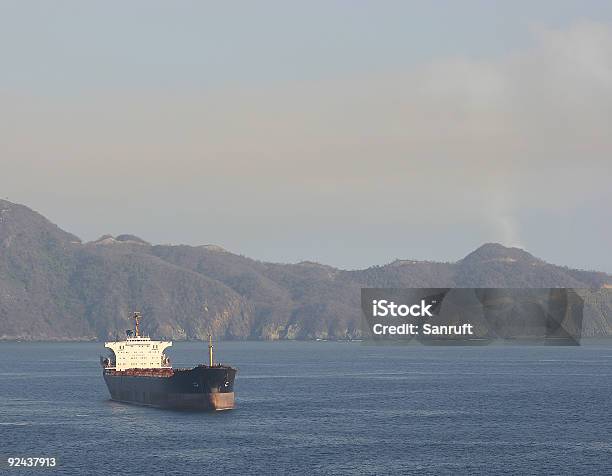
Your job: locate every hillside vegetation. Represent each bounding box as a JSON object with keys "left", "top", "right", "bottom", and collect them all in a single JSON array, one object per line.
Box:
[{"left": 0, "top": 200, "right": 609, "bottom": 340}]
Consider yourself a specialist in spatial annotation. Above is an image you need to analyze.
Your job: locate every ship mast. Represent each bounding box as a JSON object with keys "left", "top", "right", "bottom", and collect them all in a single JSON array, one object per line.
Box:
[
  {"left": 208, "top": 334, "right": 214, "bottom": 366},
  {"left": 132, "top": 311, "right": 141, "bottom": 337}
]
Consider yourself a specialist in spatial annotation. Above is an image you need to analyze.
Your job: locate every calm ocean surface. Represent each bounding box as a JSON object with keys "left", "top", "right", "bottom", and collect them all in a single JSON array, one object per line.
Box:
[{"left": 1, "top": 341, "right": 612, "bottom": 475}]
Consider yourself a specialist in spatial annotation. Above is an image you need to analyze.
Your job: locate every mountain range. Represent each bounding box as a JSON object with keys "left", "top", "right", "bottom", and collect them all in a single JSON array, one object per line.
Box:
[{"left": 0, "top": 199, "right": 609, "bottom": 341}]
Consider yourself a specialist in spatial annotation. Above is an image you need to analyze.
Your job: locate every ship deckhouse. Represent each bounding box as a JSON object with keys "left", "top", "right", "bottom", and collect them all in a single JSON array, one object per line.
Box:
[{"left": 104, "top": 312, "right": 172, "bottom": 371}]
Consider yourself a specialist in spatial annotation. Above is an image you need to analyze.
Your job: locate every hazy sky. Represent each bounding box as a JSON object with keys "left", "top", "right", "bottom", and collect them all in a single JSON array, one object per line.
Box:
[{"left": 1, "top": 1, "right": 611, "bottom": 271}]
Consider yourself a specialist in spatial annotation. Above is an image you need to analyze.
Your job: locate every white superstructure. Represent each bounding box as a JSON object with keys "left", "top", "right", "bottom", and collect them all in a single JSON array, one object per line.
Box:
[{"left": 103, "top": 312, "right": 172, "bottom": 371}]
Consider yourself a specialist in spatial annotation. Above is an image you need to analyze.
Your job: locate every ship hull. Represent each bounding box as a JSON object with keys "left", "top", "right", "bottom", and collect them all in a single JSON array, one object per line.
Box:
[{"left": 103, "top": 365, "right": 236, "bottom": 411}]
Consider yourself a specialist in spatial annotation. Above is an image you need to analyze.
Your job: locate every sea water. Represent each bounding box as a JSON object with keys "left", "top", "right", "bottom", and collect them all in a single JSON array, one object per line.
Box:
[{"left": 1, "top": 341, "right": 611, "bottom": 475}]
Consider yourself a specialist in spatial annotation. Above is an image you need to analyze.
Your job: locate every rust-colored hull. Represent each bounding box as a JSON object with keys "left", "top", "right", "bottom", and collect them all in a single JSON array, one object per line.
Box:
[
  {"left": 103, "top": 365, "right": 236, "bottom": 411},
  {"left": 109, "top": 392, "right": 235, "bottom": 411}
]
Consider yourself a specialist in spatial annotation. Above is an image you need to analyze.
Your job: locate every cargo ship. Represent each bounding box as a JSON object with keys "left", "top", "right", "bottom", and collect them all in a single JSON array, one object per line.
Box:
[{"left": 101, "top": 312, "right": 236, "bottom": 410}]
